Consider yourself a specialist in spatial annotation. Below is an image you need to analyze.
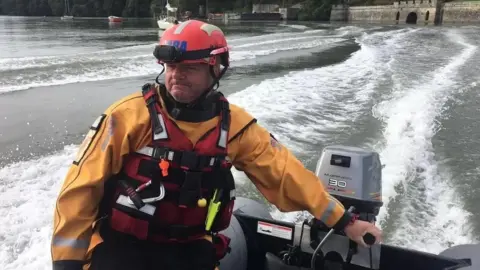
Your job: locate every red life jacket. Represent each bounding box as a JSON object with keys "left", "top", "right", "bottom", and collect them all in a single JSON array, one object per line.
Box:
[{"left": 102, "top": 84, "right": 236, "bottom": 243}]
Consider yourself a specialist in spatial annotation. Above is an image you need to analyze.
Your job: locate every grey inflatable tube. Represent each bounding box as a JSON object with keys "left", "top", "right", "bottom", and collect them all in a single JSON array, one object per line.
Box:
[{"left": 217, "top": 197, "right": 273, "bottom": 270}]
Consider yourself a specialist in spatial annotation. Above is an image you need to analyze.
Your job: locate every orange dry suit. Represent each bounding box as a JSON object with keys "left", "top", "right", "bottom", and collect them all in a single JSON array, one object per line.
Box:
[{"left": 51, "top": 83, "right": 350, "bottom": 270}]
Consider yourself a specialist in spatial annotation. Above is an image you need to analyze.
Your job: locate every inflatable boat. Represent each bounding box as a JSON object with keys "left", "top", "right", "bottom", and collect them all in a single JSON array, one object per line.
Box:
[{"left": 217, "top": 145, "right": 479, "bottom": 270}]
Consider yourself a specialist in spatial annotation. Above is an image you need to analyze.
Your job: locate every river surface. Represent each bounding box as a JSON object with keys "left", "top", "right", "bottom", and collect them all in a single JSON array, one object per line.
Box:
[{"left": 0, "top": 16, "right": 479, "bottom": 270}]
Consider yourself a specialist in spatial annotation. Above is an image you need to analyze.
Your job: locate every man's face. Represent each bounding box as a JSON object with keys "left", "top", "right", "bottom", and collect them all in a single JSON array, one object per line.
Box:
[{"left": 165, "top": 62, "right": 211, "bottom": 104}]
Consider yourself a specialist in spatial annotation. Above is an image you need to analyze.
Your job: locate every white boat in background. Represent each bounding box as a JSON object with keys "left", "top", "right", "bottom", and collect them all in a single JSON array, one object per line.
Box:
[
  {"left": 157, "top": 1, "right": 180, "bottom": 30},
  {"left": 61, "top": 15, "right": 73, "bottom": 20},
  {"left": 157, "top": 16, "right": 180, "bottom": 30}
]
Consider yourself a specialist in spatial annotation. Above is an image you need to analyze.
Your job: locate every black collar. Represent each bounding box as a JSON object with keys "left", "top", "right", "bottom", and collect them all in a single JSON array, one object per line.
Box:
[{"left": 158, "top": 84, "right": 223, "bottom": 123}]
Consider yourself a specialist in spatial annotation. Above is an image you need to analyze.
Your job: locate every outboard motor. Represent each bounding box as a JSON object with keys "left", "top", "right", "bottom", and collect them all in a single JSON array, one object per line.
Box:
[
  {"left": 315, "top": 145, "right": 383, "bottom": 221},
  {"left": 310, "top": 145, "right": 384, "bottom": 270}
]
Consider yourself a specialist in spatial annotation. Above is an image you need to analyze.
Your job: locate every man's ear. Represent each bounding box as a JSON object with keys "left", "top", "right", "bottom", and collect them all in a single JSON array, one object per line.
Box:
[
  {"left": 213, "top": 63, "right": 221, "bottom": 76},
  {"left": 208, "top": 57, "right": 221, "bottom": 76},
  {"left": 208, "top": 56, "right": 222, "bottom": 78}
]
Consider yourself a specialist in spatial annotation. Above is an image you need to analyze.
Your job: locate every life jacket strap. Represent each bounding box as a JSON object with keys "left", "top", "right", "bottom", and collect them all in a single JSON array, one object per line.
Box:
[
  {"left": 142, "top": 83, "right": 165, "bottom": 136},
  {"left": 136, "top": 146, "right": 230, "bottom": 171}
]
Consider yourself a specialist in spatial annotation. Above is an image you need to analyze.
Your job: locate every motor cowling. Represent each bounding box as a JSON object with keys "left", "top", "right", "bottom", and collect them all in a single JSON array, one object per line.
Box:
[{"left": 315, "top": 145, "right": 383, "bottom": 221}]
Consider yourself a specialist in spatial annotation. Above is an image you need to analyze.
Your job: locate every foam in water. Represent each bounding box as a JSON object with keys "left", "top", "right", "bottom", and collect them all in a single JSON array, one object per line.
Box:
[
  {"left": 372, "top": 29, "right": 478, "bottom": 252},
  {"left": 228, "top": 28, "right": 408, "bottom": 154},
  {"left": 278, "top": 23, "right": 312, "bottom": 30},
  {"left": 0, "top": 146, "right": 76, "bottom": 270}
]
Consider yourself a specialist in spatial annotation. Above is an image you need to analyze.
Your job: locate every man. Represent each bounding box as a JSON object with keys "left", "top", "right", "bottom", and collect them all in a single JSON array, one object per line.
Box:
[{"left": 51, "top": 20, "right": 382, "bottom": 270}]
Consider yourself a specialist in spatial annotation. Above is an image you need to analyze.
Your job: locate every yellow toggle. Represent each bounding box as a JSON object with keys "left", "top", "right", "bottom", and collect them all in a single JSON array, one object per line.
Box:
[{"left": 197, "top": 198, "right": 207, "bottom": 208}]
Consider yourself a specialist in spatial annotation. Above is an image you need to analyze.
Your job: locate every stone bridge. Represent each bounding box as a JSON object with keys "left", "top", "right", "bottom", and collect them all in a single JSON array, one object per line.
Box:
[{"left": 330, "top": 0, "right": 480, "bottom": 24}]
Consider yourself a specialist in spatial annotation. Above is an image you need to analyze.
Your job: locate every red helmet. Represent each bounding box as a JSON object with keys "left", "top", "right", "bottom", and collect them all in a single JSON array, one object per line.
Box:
[{"left": 154, "top": 20, "right": 229, "bottom": 67}]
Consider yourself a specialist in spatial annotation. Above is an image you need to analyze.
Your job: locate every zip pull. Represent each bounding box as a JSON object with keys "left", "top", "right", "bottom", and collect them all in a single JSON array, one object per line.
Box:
[
  {"left": 159, "top": 159, "right": 169, "bottom": 177},
  {"left": 136, "top": 180, "right": 152, "bottom": 192}
]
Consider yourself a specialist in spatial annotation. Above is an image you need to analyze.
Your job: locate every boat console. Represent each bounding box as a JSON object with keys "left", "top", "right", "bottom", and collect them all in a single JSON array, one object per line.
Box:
[
  {"left": 218, "top": 145, "right": 478, "bottom": 270},
  {"left": 233, "top": 210, "right": 474, "bottom": 270}
]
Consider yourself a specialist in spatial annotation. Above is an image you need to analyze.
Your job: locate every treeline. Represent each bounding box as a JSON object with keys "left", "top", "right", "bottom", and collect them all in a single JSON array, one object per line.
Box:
[
  {"left": 0, "top": 0, "right": 341, "bottom": 20},
  {"left": 296, "top": 0, "right": 342, "bottom": 20}
]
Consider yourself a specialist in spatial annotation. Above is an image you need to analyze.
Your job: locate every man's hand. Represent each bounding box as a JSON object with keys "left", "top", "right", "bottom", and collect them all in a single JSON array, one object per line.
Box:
[{"left": 344, "top": 220, "right": 383, "bottom": 247}]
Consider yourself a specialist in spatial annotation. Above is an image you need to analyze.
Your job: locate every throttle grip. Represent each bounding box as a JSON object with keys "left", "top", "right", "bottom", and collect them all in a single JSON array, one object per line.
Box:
[{"left": 363, "top": 233, "right": 376, "bottom": 245}]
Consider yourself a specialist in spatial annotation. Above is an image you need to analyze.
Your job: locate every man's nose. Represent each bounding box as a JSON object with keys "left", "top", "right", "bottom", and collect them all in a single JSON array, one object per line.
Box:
[{"left": 172, "top": 66, "right": 187, "bottom": 79}]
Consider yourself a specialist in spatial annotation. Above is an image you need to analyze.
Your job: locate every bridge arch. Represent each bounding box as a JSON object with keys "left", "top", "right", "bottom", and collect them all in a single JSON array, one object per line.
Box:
[{"left": 406, "top": 12, "right": 417, "bottom": 24}]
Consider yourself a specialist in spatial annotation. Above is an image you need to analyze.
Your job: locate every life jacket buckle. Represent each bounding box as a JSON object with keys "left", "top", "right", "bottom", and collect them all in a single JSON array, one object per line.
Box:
[{"left": 180, "top": 151, "right": 201, "bottom": 170}]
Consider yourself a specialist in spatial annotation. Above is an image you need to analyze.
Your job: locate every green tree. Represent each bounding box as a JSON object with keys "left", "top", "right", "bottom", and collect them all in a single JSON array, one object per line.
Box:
[{"left": 298, "top": 0, "right": 341, "bottom": 20}]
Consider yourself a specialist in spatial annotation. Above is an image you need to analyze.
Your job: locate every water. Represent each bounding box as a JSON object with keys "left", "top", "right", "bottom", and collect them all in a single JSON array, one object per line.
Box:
[{"left": 1, "top": 16, "right": 480, "bottom": 270}]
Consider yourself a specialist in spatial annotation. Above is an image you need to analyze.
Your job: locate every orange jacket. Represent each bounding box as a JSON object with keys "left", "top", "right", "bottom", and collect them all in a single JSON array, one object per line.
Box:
[{"left": 51, "top": 84, "right": 347, "bottom": 267}]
